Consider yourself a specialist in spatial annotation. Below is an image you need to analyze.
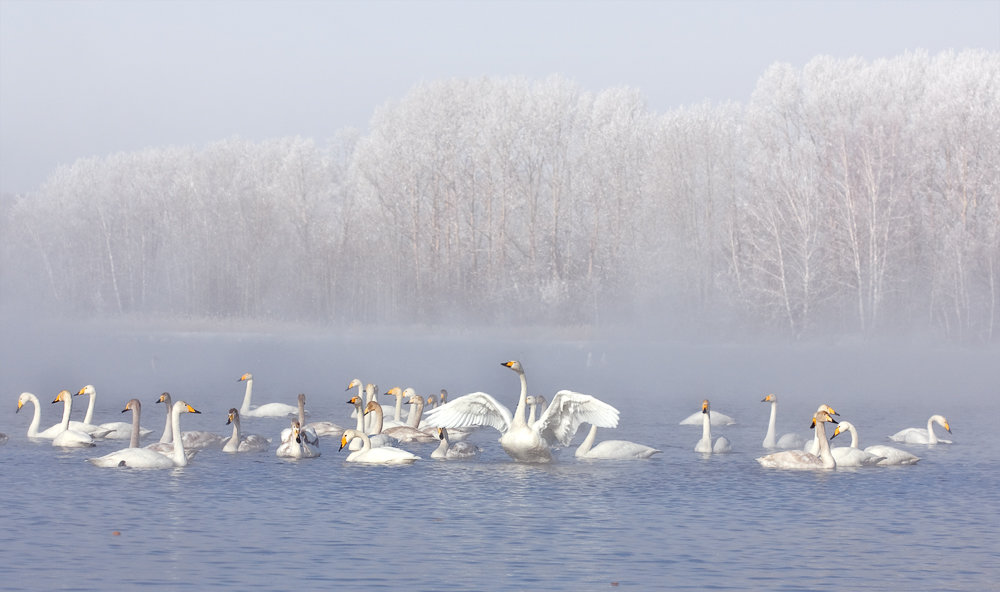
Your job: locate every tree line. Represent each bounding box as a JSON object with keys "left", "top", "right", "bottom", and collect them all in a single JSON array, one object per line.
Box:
[{"left": 1, "top": 50, "right": 997, "bottom": 343}]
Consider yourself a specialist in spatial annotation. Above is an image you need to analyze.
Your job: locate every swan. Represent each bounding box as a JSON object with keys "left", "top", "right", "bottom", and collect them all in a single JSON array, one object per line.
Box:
[
  {"left": 51, "top": 390, "right": 96, "bottom": 447},
  {"left": 381, "top": 386, "right": 409, "bottom": 425},
  {"left": 431, "top": 427, "right": 481, "bottom": 459},
  {"left": 237, "top": 373, "right": 299, "bottom": 418},
  {"left": 223, "top": 408, "right": 271, "bottom": 453},
  {"left": 16, "top": 392, "right": 66, "bottom": 439},
  {"left": 694, "top": 399, "right": 732, "bottom": 454},
  {"left": 345, "top": 396, "right": 396, "bottom": 449},
  {"left": 575, "top": 423, "right": 661, "bottom": 460},
  {"left": 90, "top": 400, "right": 202, "bottom": 468},
  {"left": 275, "top": 420, "right": 320, "bottom": 459},
  {"left": 803, "top": 405, "right": 841, "bottom": 455},
  {"left": 423, "top": 360, "right": 619, "bottom": 463},
  {"left": 340, "top": 429, "right": 419, "bottom": 464},
  {"left": 828, "top": 421, "right": 886, "bottom": 467},
  {"left": 756, "top": 409, "right": 838, "bottom": 470},
  {"left": 380, "top": 391, "right": 440, "bottom": 442},
  {"left": 75, "top": 385, "right": 152, "bottom": 439},
  {"left": 279, "top": 394, "right": 324, "bottom": 446},
  {"left": 438, "top": 389, "right": 449, "bottom": 406},
  {"left": 761, "top": 394, "right": 807, "bottom": 449},
  {"left": 864, "top": 443, "right": 921, "bottom": 466},
  {"left": 526, "top": 395, "right": 548, "bottom": 425},
  {"left": 147, "top": 392, "right": 225, "bottom": 452},
  {"left": 364, "top": 399, "right": 426, "bottom": 444},
  {"left": 889, "top": 415, "right": 953, "bottom": 444}
]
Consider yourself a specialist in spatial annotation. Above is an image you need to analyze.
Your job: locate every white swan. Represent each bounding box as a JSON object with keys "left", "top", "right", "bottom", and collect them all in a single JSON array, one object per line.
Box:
[
  {"left": 90, "top": 400, "right": 201, "bottom": 468},
  {"left": 431, "top": 427, "right": 481, "bottom": 459},
  {"left": 889, "top": 414, "right": 953, "bottom": 444},
  {"left": 340, "top": 429, "right": 419, "bottom": 464},
  {"left": 423, "top": 360, "right": 619, "bottom": 463},
  {"left": 864, "top": 443, "right": 921, "bottom": 466},
  {"left": 16, "top": 392, "right": 65, "bottom": 439},
  {"left": 362, "top": 399, "right": 424, "bottom": 444},
  {"left": 147, "top": 392, "right": 225, "bottom": 452},
  {"left": 694, "top": 399, "right": 733, "bottom": 453},
  {"left": 279, "top": 394, "right": 324, "bottom": 446},
  {"left": 828, "top": 421, "right": 886, "bottom": 467},
  {"left": 761, "top": 394, "right": 807, "bottom": 449},
  {"left": 803, "top": 405, "right": 841, "bottom": 455},
  {"left": 275, "top": 421, "right": 321, "bottom": 458},
  {"left": 51, "top": 390, "right": 96, "bottom": 447},
  {"left": 575, "top": 423, "right": 661, "bottom": 460},
  {"left": 237, "top": 373, "right": 299, "bottom": 418},
  {"left": 756, "top": 409, "right": 838, "bottom": 470},
  {"left": 223, "top": 408, "right": 270, "bottom": 453},
  {"left": 75, "top": 385, "right": 152, "bottom": 439}
]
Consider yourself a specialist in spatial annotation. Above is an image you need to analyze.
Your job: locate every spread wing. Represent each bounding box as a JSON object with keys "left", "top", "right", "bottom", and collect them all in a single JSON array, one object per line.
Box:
[
  {"left": 422, "top": 392, "right": 513, "bottom": 434},
  {"left": 534, "top": 390, "right": 619, "bottom": 446}
]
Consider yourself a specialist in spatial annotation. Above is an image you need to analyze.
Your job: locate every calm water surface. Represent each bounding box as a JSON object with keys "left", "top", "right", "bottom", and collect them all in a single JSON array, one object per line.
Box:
[{"left": 1, "top": 324, "right": 997, "bottom": 591}]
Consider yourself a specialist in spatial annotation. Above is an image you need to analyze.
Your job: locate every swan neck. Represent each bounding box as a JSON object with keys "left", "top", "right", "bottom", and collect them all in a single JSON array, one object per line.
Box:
[
  {"left": 849, "top": 426, "right": 860, "bottom": 448},
  {"left": 358, "top": 431, "right": 372, "bottom": 452},
  {"left": 763, "top": 400, "right": 777, "bottom": 447},
  {"left": 816, "top": 421, "right": 835, "bottom": 468},
  {"left": 511, "top": 371, "right": 528, "bottom": 427},
  {"left": 371, "top": 405, "right": 384, "bottom": 434},
  {"left": 171, "top": 404, "right": 187, "bottom": 466},
  {"left": 60, "top": 396, "right": 72, "bottom": 429},
  {"left": 84, "top": 392, "right": 95, "bottom": 425},
  {"left": 298, "top": 398, "right": 306, "bottom": 426},
  {"left": 354, "top": 401, "right": 364, "bottom": 431},
  {"left": 576, "top": 424, "right": 597, "bottom": 457},
  {"left": 229, "top": 415, "right": 241, "bottom": 445},
  {"left": 408, "top": 398, "right": 423, "bottom": 428},
  {"left": 26, "top": 396, "right": 41, "bottom": 437},
  {"left": 129, "top": 406, "right": 141, "bottom": 448},
  {"left": 702, "top": 411, "right": 712, "bottom": 441},
  {"left": 160, "top": 399, "right": 173, "bottom": 443},
  {"left": 240, "top": 379, "right": 253, "bottom": 414},
  {"left": 394, "top": 395, "right": 403, "bottom": 422},
  {"left": 926, "top": 416, "right": 938, "bottom": 443}
]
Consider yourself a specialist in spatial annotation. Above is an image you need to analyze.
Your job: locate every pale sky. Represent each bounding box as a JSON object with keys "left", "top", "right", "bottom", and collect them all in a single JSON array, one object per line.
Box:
[{"left": 1, "top": 0, "right": 997, "bottom": 194}]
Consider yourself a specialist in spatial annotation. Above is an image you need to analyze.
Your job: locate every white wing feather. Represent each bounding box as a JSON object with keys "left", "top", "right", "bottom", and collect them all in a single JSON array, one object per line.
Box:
[
  {"left": 534, "top": 390, "right": 619, "bottom": 446},
  {"left": 422, "top": 392, "right": 513, "bottom": 434}
]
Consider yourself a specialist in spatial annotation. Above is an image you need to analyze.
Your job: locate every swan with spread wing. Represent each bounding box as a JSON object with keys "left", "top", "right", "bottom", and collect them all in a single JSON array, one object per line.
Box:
[{"left": 423, "top": 360, "right": 619, "bottom": 463}]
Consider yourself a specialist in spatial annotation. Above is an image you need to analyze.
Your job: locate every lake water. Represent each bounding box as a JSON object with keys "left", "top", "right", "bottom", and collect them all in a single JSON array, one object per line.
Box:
[{"left": 1, "top": 322, "right": 998, "bottom": 591}]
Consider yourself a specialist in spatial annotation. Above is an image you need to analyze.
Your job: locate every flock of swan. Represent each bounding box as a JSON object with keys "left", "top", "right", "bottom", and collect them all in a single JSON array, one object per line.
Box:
[{"left": 4, "top": 360, "right": 953, "bottom": 470}]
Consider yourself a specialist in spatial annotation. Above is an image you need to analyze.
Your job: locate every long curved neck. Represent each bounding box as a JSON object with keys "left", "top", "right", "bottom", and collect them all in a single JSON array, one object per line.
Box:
[
  {"left": 84, "top": 392, "right": 96, "bottom": 424},
  {"left": 26, "top": 396, "right": 41, "bottom": 437},
  {"left": 576, "top": 424, "right": 598, "bottom": 457},
  {"left": 60, "top": 396, "right": 72, "bottom": 429},
  {"left": 129, "top": 406, "right": 141, "bottom": 448},
  {"left": 511, "top": 371, "right": 528, "bottom": 427},
  {"left": 393, "top": 394, "right": 403, "bottom": 422},
  {"left": 816, "top": 422, "right": 835, "bottom": 468},
  {"left": 926, "top": 417, "right": 939, "bottom": 444},
  {"left": 357, "top": 431, "right": 372, "bottom": 452},
  {"left": 171, "top": 405, "right": 187, "bottom": 466},
  {"left": 763, "top": 401, "right": 777, "bottom": 447},
  {"left": 230, "top": 416, "right": 242, "bottom": 444},
  {"left": 354, "top": 402, "right": 364, "bottom": 431},
  {"left": 702, "top": 411, "right": 712, "bottom": 442},
  {"left": 370, "top": 406, "right": 384, "bottom": 434},
  {"left": 408, "top": 398, "right": 424, "bottom": 428},
  {"left": 240, "top": 379, "right": 254, "bottom": 414},
  {"left": 298, "top": 398, "right": 306, "bottom": 426},
  {"left": 527, "top": 402, "right": 537, "bottom": 424},
  {"left": 848, "top": 425, "right": 860, "bottom": 448},
  {"left": 160, "top": 399, "right": 173, "bottom": 443}
]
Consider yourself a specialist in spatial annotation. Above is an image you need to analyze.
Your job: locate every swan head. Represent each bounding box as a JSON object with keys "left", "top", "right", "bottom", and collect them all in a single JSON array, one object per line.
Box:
[
  {"left": 156, "top": 392, "right": 172, "bottom": 405},
  {"left": 526, "top": 395, "right": 536, "bottom": 405},
  {"left": 175, "top": 401, "right": 201, "bottom": 415},
  {"left": 439, "top": 389, "right": 448, "bottom": 404},
  {"left": 16, "top": 392, "right": 33, "bottom": 412},
  {"left": 226, "top": 408, "right": 240, "bottom": 425},
  {"left": 52, "top": 390, "right": 71, "bottom": 404},
  {"left": 437, "top": 427, "right": 447, "bottom": 440},
  {"left": 289, "top": 420, "right": 302, "bottom": 443},
  {"left": 365, "top": 383, "right": 378, "bottom": 398},
  {"left": 76, "top": 385, "right": 96, "bottom": 397},
  {"left": 384, "top": 387, "right": 403, "bottom": 398},
  {"left": 812, "top": 409, "right": 838, "bottom": 427},
  {"left": 346, "top": 395, "right": 362, "bottom": 407},
  {"left": 502, "top": 360, "right": 523, "bottom": 373},
  {"left": 426, "top": 394, "right": 436, "bottom": 406},
  {"left": 346, "top": 378, "right": 362, "bottom": 391},
  {"left": 701, "top": 399, "right": 711, "bottom": 414},
  {"left": 122, "top": 399, "right": 141, "bottom": 414},
  {"left": 761, "top": 394, "right": 776, "bottom": 403},
  {"left": 407, "top": 393, "right": 424, "bottom": 405},
  {"left": 238, "top": 373, "right": 253, "bottom": 382},
  {"left": 931, "top": 415, "right": 952, "bottom": 433},
  {"left": 831, "top": 420, "right": 855, "bottom": 440},
  {"left": 363, "top": 400, "right": 381, "bottom": 415},
  {"left": 298, "top": 393, "right": 307, "bottom": 405},
  {"left": 339, "top": 429, "right": 359, "bottom": 450}
]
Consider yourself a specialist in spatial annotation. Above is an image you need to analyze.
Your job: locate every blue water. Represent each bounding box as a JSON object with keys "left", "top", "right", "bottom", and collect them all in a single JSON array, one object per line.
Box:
[{"left": 1, "top": 324, "right": 998, "bottom": 591}]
